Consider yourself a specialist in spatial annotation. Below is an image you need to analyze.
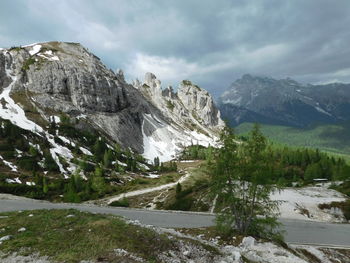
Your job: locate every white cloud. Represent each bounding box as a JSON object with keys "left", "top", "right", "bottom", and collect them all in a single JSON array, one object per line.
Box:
[{"left": 126, "top": 53, "right": 200, "bottom": 83}]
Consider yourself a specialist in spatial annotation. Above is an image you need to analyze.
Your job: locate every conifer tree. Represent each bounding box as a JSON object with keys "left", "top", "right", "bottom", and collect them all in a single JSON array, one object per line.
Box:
[{"left": 211, "top": 124, "right": 280, "bottom": 239}]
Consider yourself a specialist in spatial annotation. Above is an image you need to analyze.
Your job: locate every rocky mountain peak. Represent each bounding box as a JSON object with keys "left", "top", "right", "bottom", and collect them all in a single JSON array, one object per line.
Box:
[
  {"left": 0, "top": 42, "right": 224, "bottom": 163},
  {"left": 116, "top": 69, "right": 125, "bottom": 82},
  {"left": 218, "top": 74, "right": 350, "bottom": 127},
  {"left": 136, "top": 73, "right": 224, "bottom": 129}
]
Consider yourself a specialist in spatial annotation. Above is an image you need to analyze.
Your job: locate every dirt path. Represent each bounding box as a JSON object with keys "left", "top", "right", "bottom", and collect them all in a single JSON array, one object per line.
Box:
[
  {"left": 106, "top": 171, "right": 191, "bottom": 204},
  {"left": 97, "top": 160, "right": 202, "bottom": 205}
]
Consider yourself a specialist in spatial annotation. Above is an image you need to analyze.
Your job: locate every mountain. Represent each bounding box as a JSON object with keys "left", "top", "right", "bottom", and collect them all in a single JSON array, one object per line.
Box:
[
  {"left": 134, "top": 74, "right": 224, "bottom": 161},
  {"left": 0, "top": 41, "right": 223, "bottom": 191},
  {"left": 218, "top": 74, "right": 350, "bottom": 127}
]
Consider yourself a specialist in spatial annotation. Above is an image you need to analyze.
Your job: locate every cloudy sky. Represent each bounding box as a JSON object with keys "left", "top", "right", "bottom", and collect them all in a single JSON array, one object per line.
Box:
[{"left": 1, "top": 0, "right": 350, "bottom": 96}]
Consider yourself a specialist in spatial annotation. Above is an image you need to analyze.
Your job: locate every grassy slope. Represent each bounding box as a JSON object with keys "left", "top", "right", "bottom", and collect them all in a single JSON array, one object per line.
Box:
[
  {"left": 0, "top": 209, "right": 219, "bottom": 263},
  {"left": 235, "top": 122, "right": 350, "bottom": 161}
]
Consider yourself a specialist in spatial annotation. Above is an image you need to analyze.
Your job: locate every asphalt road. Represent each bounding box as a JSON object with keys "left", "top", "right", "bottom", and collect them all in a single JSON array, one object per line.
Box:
[{"left": 1, "top": 199, "right": 349, "bottom": 247}]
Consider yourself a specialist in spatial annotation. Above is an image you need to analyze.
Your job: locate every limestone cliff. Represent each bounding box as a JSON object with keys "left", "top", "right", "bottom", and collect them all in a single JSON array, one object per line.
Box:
[{"left": 0, "top": 42, "right": 224, "bottom": 163}]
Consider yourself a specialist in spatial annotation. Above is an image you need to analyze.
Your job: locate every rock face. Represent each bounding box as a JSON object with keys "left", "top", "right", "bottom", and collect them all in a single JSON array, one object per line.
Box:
[
  {"left": 15, "top": 42, "right": 129, "bottom": 113},
  {"left": 0, "top": 52, "right": 11, "bottom": 89},
  {"left": 218, "top": 74, "right": 350, "bottom": 127},
  {"left": 0, "top": 42, "right": 224, "bottom": 162},
  {"left": 136, "top": 74, "right": 224, "bottom": 161}
]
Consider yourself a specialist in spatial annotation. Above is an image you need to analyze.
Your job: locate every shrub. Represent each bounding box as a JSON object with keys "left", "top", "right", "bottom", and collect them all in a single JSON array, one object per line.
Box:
[
  {"left": 22, "top": 57, "right": 36, "bottom": 71},
  {"left": 110, "top": 198, "right": 129, "bottom": 207},
  {"left": 166, "top": 196, "right": 194, "bottom": 211},
  {"left": 18, "top": 156, "right": 40, "bottom": 171}
]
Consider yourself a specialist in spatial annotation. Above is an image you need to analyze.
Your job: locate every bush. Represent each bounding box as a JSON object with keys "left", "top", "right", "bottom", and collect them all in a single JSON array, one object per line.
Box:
[
  {"left": 43, "top": 152, "right": 59, "bottom": 172},
  {"left": 130, "top": 178, "right": 149, "bottom": 185},
  {"left": 110, "top": 198, "right": 129, "bottom": 207},
  {"left": 1, "top": 150, "right": 15, "bottom": 159},
  {"left": 0, "top": 143, "right": 14, "bottom": 151},
  {"left": 0, "top": 182, "right": 44, "bottom": 199},
  {"left": 18, "top": 156, "right": 40, "bottom": 171},
  {"left": 166, "top": 196, "right": 194, "bottom": 211}
]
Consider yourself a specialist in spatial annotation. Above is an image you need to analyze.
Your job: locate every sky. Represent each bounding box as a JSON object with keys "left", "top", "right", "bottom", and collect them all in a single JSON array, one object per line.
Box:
[{"left": 1, "top": 0, "right": 350, "bottom": 97}]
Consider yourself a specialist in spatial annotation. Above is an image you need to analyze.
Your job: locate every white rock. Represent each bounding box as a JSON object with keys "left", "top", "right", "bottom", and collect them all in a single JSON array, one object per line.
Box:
[
  {"left": 240, "top": 236, "right": 255, "bottom": 249},
  {"left": 18, "top": 227, "right": 26, "bottom": 232},
  {"left": 0, "top": 235, "right": 12, "bottom": 242},
  {"left": 232, "top": 251, "right": 241, "bottom": 261}
]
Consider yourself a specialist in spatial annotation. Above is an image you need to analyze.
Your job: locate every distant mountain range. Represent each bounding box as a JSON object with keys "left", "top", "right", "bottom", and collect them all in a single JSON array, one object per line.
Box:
[{"left": 218, "top": 74, "right": 350, "bottom": 127}]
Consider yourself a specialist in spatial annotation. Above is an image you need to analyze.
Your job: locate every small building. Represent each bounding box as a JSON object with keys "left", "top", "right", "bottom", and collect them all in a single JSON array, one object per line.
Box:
[{"left": 313, "top": 178, "right": 328, "bottom": 187}]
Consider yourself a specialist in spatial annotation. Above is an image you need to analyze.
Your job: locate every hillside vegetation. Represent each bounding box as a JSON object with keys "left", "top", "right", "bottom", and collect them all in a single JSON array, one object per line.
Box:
[
  {"left": 0, "top": 115, "right": 176, "bottom": 203},
  {"left": 235, "top": 122, "right": 350, "bottom": 158}
]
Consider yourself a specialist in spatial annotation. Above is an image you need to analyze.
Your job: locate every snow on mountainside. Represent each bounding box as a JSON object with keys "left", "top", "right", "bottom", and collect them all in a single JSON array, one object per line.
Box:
[
  {"left": 0, "top": 42, "right": 223, "bottom": 168},
  {"left": 218, "top": 74, "right": 350, "bottom": 127}
]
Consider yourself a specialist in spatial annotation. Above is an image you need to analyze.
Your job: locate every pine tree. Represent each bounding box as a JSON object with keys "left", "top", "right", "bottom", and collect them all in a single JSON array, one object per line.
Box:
[
  {"left": 43, "top": 176, "right": 48, "bottom": 194},
  {"left": 91, "top": 167, "right": 106, "bottom": 196},
  {"left": 175, "top": 182, "right": 182, "bottom": 199},
  {"left": 154, "top": 156, "right": 160, "bottom": 168},
  {"left": 103, "top": 149, "right": 113, "bottom": 169}
]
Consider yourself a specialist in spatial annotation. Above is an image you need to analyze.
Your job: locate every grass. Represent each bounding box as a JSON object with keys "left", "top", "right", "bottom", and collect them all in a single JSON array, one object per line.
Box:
[
  {"left": 236, "top": 122, "right": 350, "bottom": 161},
  {"left": 115, "top": 171, "right": 181, "bottom": 194},
  {"left": 160, "top": 162, "right": 212, "bottom": 212},
  {"left": 180, "top": 161, "right": 210, "bottom": 188},
  {"left": 0, "top": 209, "right": 219, "bottom": 262},
  {"left": 9, "top": 46, "right": 22, "bottom": 52},
  {"left": 21, "top": 57, "right": 36, "bottom": 71}
]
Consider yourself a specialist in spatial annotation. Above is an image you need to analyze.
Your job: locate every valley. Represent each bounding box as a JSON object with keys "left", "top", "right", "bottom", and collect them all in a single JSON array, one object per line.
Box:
[{"left": 235, "top": 122, "right": 350, "bottom": 158}]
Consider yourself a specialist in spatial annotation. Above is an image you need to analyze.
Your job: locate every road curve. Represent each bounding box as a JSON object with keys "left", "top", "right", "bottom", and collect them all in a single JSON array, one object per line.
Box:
[{"left": 0, "top": 199, "right": 349, "bottom": 247}]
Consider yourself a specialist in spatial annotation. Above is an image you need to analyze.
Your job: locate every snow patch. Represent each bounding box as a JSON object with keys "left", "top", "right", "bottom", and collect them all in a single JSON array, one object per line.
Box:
[
  {"left": 142, "top": 113, "right": 218, "bottom": 163},
  {"left": 0, "top": 155, "right": 18, "bottom": 172},
  {"left": 28, "top": 44, "right": 41, "bottom": 56},
  {"left": 117, "top": 160, "right": 127, "bottom": 167},
  {"left": 315, "top": 106, "right": 332, "bottom": 116},
  {"left": 5, "top": 177, "right": 21, "bottom": 184},
  {"left": 79, "top": 147, "right": 93, "bottom": 156},
  {"left": 51, "top": 115, "right": 60, "bottom": 123},
  {"left": 145, "top": 173, "right": 160, "bottom": 179},
  {"left": 58, "top": 135, "right": 75, "bottom": 146},
  {"left": 0, "top": 74, "right": 43, "bottom": 134},
  {"left": 76, "top": 114, "right": 87, "bottom": 119}
]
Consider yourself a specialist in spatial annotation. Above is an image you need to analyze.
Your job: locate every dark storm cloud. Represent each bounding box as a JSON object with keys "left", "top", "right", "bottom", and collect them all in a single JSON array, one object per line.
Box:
[{"left": 1, "top": 0, "right": 350, "bottom": 95}]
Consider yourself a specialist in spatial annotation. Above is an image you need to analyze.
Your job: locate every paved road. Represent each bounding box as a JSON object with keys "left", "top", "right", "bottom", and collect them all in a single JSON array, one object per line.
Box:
[{"left": 1, "top": 199, "right": 349, "bottom": 247}]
